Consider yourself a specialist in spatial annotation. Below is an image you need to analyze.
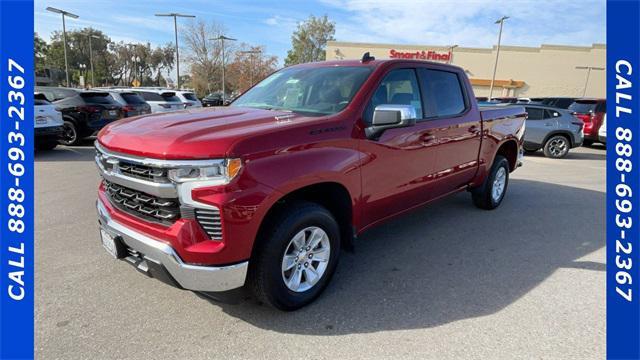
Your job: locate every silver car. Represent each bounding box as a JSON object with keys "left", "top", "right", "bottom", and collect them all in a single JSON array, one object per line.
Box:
[{"left": 521, "top": 105, "right": 584, "bottom": 158}]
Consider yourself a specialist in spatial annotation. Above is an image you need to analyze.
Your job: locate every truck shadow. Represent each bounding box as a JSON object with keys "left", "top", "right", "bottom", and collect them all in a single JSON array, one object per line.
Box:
[{"left": 206, "top": 179, "right": 604, "bottom": 335}]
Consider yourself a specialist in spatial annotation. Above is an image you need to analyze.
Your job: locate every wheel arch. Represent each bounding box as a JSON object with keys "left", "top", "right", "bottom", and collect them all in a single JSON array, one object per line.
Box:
[{"left": 254, "top": 181, "right": 355, "bottom": 257}]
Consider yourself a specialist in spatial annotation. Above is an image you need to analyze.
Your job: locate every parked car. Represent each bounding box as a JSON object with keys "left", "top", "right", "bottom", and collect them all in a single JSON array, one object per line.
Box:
[
  {"left": 130, "top": 89, "right": 184, "bottom": 113},
  {"left": 520, "top": 104, "right": 584, "bottom": 158},
  {"left": 533, "top": 97, "right": 578, "bottom": 109},
  {"left": 95, "top": 58, "right": 525, "bottom": 310},
  {"left": 174, "top": 90, "right": 202, "bottom": 108},
  {"left": 568, "top": 98, "right": 606, "bottom": 146},
  {"left": 599, "top": 113, "right": 607, "bottom": 144},
  {"left": 202, "top": 93, "right": 224, "bottom": 107},
  {"left": 34, "top": 93, "right": 64, "bottom": 150},
  {"left": 491, "top": 97, "right": 518, "bottom": 104},
  {"left": 102, "top": 90, "right": 151, "bottom": 117},
  {"left": 36, "top": 86, "right": 124, "bottom": 146}
]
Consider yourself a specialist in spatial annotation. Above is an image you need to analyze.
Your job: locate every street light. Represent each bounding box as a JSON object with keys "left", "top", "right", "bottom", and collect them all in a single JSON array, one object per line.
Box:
[
  {"left": 488, "top": 16, "right": 509, "bottom": 100},
  {"left": 87, "top": 34, "right": 100, "bottom": 87},
  {"left": 78, "top": 63, "right": 86, "bottom": 88},
  {"left": 155, "top": 13, "right": 195, "bottom": 89},
  {"left": 131, "top": 55, "right": 141, "bottom": 85},
  {"left": 576, "top": 66, "right": 605, "bottom": 97},
  {"left": 46, "top": 7, "right": 79, "bottom": 87},
  {"left": 448, "top": 44, "right": 458, "bottom": 64},
  {"left": 210, "top": 35, "right": 237, "bottom": 99},
  {"left": 239, "top": 49, "right": 261, "bottom": 86}
]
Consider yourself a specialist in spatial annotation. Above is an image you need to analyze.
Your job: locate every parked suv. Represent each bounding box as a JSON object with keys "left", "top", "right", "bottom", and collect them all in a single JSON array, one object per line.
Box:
[
  {"left": 131, "top": 89, "right": 183, "bottom": 113},
  {"left": 175, "top": 90, "right": 202, "bottom": 108},
  {"left": 569, "top": 98, "right": 606, "bottom": 146},
  {"left": 36, "top": 87, "right": 124, "bottom": 145},
  {"left": 520, "top": 105, "right": 584, "bottom": 158},
  {"left": 34, "top": 93, "right": 64, "bottom": 150},
  {"left": 102, "top": 90, "right": 151, "bottom": 117},
  {"left": 96, "top": 58, "right": 525, "bottom": 310}
]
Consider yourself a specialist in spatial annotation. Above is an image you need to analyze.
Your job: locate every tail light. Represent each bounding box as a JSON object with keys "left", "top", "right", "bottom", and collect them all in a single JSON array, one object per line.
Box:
[
  {"left": 159, "top": 104, "right": 171, "bottom": 109},
  {"left": 184, "top": 102, "right": 193, "bottom": 107},
  {"left": 78, "top": 105, "right": 100, "bottom": 113}
]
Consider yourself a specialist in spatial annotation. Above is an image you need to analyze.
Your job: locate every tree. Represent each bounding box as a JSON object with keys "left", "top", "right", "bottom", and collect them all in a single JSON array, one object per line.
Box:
[
  {"left": 181, "top": 20, "right": 231, "bottom": 95},
  {"left": 34, "top": 33, "right": 49, "bottom": 71},
  {"left": 284, "top": 15, "right": 335, "bottom": 66},
  {"left": 227, "top": 44, "right": 278, "bottom": 93}
]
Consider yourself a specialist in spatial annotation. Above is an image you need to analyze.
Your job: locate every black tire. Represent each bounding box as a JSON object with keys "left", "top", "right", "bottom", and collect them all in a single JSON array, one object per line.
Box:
[
  {"left": 35, "top": 140, "right": 58, "bottom": 151},
  {"left": 249, "top": 201, "right": 340, "bottom": 311},
  {"left": 543, "top": 135, "right": 570, "bottom": 158},
  {"left": 471, "top": 155, "right": 510, "bottom": 210},
  {"left": 59, "top": 120, "right": 80, "bottom": 146},
  {"left": 583, "top": 139, "right": 594, "bottom": 147}
]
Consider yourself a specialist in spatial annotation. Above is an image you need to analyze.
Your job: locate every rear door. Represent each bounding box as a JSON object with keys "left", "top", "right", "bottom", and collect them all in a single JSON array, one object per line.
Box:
[
  {"left": 416, "top": 66, "right": 481, "bottom": 196},
  {"left": 523, "top": 107, "right": 557, "bottom": 149}
]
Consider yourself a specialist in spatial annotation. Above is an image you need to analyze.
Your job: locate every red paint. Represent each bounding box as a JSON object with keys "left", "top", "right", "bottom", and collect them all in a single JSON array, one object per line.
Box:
[
  {"left": 571, "top": 98, "right": 606, "bottom": 140},
  {"left": 97, "top": 59, "right": 525, "bottom": 265}
]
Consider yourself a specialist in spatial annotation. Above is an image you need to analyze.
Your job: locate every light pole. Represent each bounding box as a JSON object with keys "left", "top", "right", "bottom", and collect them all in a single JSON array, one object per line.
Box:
[
  {"left": 210, "top": 35, "right": 237, "bottom": 99},
  {"left": 155, "top": 13, "right": 195, "bottom": 89},
  {"left": 88, "top": 34, "right": 100, "bottom": 87},
  {"left": 488, "top": 16, "right": 509, "bottom": 100},
  {"left": 576, "top": 66, "right": 605, "bottom": 97},
  {"left": 131, "top": 55, "right": 141, "bottom": 85},
  {"left": 46, "top": 7, "right": 79, "bottom": 87},
  {"left": 239, "top": 49, "right": 261, "bottom": 86},
  {"left": 448, "top": 44, "right": 458, "bottom": 64}
]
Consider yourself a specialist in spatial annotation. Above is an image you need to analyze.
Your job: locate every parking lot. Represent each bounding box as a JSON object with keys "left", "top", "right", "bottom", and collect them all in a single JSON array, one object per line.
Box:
[{"left": 35, "top": 143, "right": 605, "bottom": 359}]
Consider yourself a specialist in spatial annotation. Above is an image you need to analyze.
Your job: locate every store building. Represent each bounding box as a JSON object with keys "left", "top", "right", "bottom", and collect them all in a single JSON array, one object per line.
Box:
[{"left": 326, "top": 41, "right": 606, "bottom": 98}]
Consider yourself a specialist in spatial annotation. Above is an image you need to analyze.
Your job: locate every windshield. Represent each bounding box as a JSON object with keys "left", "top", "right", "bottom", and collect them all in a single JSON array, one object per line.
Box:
[
  {"left": 80, "top": 92, "right": 117, "bottom": 105},
  {"left": 232, "top": 66, "right": 373, "bottom": 116}
]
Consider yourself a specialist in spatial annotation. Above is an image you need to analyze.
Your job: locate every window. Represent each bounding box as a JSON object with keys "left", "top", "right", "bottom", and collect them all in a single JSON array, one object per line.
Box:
[
  {"left": 120, "top": 93, "right": 147, "bottom": 105},
  {"left": 568, "top": 101, "right": 597, "bottom": 114},
  {"left": 364, "top": 69, "right": 422, "bottom": 124},
  {"left": 80, "top": 92, "right": 117, "bottom": 105},
  {"left": 525, "top": 107, "right": 545, "bottom": 120},
  {"left": 418, "top": 69, "right": 466, "bottom": 118},
  {"left": 137, "top": 91, "right": 164, "bottom": 101},
  {"left": 160, "top": 92, "right": 181, "bottom": 102},
  {"left": 233, "top": 66, "right": 373, "bottom": 116},
  {"left": 34, "top": 93, "right": 50, "bottom": 105},
  {"left": 545, "top": 109, "right": 560, "bottom": 118},
  {"left": 182, "top": 93, "right": 199, "bottom": 101}
]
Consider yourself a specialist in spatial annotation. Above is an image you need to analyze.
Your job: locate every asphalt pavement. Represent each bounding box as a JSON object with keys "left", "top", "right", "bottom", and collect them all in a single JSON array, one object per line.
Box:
[{"left": 35, "top": 143, "right": 605, "bottom": 359}]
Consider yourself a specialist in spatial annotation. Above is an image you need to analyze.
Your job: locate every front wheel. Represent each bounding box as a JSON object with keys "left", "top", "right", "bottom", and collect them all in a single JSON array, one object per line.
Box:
[
  {"left": 471, "top": 155, "right": 510, "bottom": 210},
  {"left": 249, "top": 202, "right": 340, "bottom": 311}
]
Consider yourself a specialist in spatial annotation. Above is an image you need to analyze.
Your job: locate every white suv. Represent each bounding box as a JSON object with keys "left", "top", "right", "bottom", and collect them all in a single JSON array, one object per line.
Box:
[
  {"left": 34, "top": 92, "right": 64, "bottom": 150},
  {"left": 175, "top": 90, "right": 202, "bottom": 108},
  {"left": 128, "top": 89, "right": 184, "bottom": 113}
]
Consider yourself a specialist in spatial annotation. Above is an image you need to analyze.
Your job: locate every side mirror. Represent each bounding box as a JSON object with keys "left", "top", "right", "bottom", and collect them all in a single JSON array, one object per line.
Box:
[{"left": 366, "top": 104, "right": 418, "bottom": 139}]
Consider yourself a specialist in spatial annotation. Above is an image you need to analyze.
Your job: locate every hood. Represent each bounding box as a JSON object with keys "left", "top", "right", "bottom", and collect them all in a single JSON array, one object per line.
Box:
[{"left": 98, "top": 106, "right": 311, "bottom": 159}]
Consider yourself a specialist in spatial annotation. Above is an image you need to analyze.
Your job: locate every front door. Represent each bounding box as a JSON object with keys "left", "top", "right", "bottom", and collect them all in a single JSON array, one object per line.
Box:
[{"left": 359, "top": 68, "right": 440, "bottom": 226}]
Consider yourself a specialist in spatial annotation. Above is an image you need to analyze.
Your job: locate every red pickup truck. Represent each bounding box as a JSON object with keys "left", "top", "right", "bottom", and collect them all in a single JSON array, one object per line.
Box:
[{"left": 96, "top": 57, "right": 526, "bottom": 310}]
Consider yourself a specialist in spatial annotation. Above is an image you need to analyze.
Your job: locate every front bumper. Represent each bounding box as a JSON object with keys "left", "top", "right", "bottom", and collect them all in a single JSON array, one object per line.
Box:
[{"left": 97, "top": 198, "right": 248, "bottom": 292}]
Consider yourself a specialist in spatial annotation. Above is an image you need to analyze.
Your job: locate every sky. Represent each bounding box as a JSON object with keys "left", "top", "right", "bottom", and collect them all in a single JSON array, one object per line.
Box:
[{"left": 35, "top": 0, "right": 606, "bottom": 66}]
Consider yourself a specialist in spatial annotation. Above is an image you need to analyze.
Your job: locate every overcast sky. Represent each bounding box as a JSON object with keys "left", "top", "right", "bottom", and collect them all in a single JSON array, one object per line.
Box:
[{"left": 35, "top": 0, "right": 606, "bottom": 64}]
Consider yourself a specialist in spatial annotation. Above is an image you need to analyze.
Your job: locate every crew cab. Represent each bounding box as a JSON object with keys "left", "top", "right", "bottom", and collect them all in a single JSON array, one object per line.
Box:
[{"left": 96, "top": 57, "right": 526, "bottom": 310}]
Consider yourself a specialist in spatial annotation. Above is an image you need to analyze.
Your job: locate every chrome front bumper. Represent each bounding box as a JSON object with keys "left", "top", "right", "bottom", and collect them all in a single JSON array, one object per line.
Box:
[{"left": 97, "top": 199, "right": 248, "bottom": 292}]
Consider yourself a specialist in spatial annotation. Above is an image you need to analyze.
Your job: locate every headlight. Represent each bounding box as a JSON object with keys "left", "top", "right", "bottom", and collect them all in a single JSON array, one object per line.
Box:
[{"left": 167, "top": 158, "right": 242, "bottom": 184}]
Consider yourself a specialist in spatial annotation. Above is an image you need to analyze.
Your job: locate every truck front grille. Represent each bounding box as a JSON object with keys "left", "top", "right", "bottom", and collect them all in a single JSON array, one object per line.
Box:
[
  {"left": 195, "top": 208, "right": 223, "bottom": 240},
  {"left": 103, "top": 180, "right": 180, "bottom": 225},
  {"left": 117, "top": 161, "right": 168, "bottom": 182}
]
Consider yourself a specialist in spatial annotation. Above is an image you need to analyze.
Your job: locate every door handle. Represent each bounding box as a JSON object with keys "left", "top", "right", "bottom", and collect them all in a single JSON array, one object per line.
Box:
[
  {"left": 544, "top": 122, "right": 553, "bottom": 126},
  {"left": 421, "top": 134, "right": 436, "bottom": 142}
]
